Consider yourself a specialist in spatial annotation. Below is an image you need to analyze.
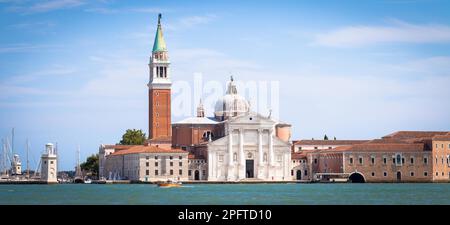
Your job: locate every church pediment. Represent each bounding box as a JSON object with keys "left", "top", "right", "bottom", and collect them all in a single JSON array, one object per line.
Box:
[
  {"left": 207, "top": 135, "right": 229, "bottom": 146},
  {"left": 228, "top": 112, "right": 277, "bottom": 125}
]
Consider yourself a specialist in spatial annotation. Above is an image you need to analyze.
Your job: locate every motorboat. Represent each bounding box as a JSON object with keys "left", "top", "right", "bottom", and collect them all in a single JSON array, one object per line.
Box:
[{"left": 157, "top": 179, "right": 182, "bottom": 187}]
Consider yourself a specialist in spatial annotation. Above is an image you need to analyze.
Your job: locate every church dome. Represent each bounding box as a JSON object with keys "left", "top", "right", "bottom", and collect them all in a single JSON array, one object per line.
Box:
[{"left": 214, "top": 76, "right": 250, "bottom": 120}]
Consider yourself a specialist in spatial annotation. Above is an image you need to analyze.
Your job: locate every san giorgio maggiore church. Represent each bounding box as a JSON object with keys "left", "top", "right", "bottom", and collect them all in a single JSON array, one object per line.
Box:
[{"left": 99, "top": 15, "right": 293, "bottom": 182}]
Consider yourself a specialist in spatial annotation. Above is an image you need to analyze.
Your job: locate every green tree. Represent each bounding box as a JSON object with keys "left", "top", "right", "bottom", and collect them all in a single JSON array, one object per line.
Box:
[
  {"left": 119, "top": 129, "right": 146, "bottom": 145},
  {"left": 80, "top": 154, "right": 99, "bottom": 179},
  {"left": 324, "top": 134, "right": 328, "bottom": 140}
]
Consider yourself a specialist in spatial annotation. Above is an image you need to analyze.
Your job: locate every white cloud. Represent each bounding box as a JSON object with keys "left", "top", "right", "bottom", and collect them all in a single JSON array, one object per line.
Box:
[
  {"left": 83, "top": 7, "right": 167, "bottom": 14},
  {"left": 29, "top": 0, "right": 84, "bottom": 13},
  {"left": 313, "top": 20, "right": 450, "bottom": 47},
  {"left": 5, "top": 66, "right": 77, "bottom": 84},
  {"left": 5, "top": 0, "right": 85, "bottom": 13},
  {"left": 0, "top": 44, "right": 61, "bottom": 53},
  {"left": 165, "top": 14, "right": 217, "bottom": 31}
]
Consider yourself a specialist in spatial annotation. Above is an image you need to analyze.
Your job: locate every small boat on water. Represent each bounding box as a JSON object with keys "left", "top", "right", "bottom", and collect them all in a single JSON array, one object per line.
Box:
[{"left": 157, "top": 179, "right": 182, "bottom": 188}]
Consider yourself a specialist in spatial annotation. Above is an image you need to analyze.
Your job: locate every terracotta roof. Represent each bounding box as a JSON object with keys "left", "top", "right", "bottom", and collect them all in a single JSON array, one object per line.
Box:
[
  {"left": 366, "top": 138, "right": 411, "bottom": 144},
  {"left": 322, "top": 143, "right": 427, "bottom": 153},
  {"left": 149, "top": 136, "right": 172, "bottom": 141},
  {"left": 108, "top": 145, "right": 187, "bottom": 156},
  {"left": 293, "top": 140, "right": 368, "bottom": 145},
  {"left": 292, "top": 153, "right": 307, "bottom": 159},
  {"left": 102, "top": 145, "right": 139, "bottom": 150},
  {"left": 383, "top": 131, "right": 449, "bottom": 140},
  {"left": 433, "top": 134, "right": 450, "bottom": 141}
]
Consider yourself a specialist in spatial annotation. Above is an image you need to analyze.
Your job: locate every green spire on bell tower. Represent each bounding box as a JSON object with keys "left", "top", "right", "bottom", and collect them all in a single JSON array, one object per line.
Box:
[{"left": 152, "top": 13, "right": 167, "bottom": 52}]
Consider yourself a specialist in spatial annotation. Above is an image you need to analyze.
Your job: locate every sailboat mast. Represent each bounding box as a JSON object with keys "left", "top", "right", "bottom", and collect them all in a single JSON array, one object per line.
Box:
[
  {"left": 77, "top": 145, "right": 80, "bottom": 177},
  {"left": 26, "top": 139, "right": 30, "bottom": 179},
  {"left": 11, "top": 128, "right": 14, "bottom": 156}
]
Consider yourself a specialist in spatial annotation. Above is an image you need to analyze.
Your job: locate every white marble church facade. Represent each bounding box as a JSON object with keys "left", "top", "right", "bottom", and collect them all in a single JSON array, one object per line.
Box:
[{"left": 206, "top": 113, "right": 292, "bottom": 181}]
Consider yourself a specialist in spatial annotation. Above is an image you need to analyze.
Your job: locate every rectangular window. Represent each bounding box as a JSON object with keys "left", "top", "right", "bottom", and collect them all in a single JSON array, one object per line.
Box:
[
  {"left": 402, "top": 158, "right": 405, "bottom": 164},
  {"left": 424, "top": 157, "right": 428, "bottom": 164},
  {"left": 146, "top": 156, "right": 149, "bottom": 160},
  {"left": 349, "top": 157, "right": 353, "bottom": 164},
  {"left": 359, "top": 157, "right": 363, "bottom": 164},
  {"left": 170, "top": 170, "right": 173, "bottom": 175},
  {"left": 383, "top": 157, "right": 387, "bottom": 164},
  {"left": 298, "top": 147, "right": 302, "bottom": 151},
  {"left": 155, "top": 156, "right": 158, "bottom": 160},
  {"left": 384, "top": 172, "right": 387, "bottom": 177},
  {"left": 188, "top": 170, "right": 192, "bottom": 176},
  {"left": 314, "top": 158, "right": 318, "bottom": 164},
  {"left": 146, "top": 170, "right": 149, "bottom": 176},
  {"left": 179, "top": 169, "right": 182, "bottom": 175},
  {"left": 410, "top": 157, "right": 414, "bottom": 164},
  {"left": 424, "top": 172, "right": 428, "bottom": 176},
  {"left": 155, "top": 162, "right": 158, "bottom": 167},
  {"left": 371, "top": 157, "right": 375, "bottom": 164},
  {"left": 410, "top": 172, "right": 414, "bottom": 177},
  {"left": 393, "top": 158, "right": 396, "bottom": 164},
  {"left": 170, "top": 162, "right": 173, "bottom": 167},
  {"left": 179, "top": 162, "right": 182, "bottom": 167},
  {"left": 304, "top": 170, "right": 308, "bottom": 176},
  {"left": 155, "top": 170, "right": 158, "bottom": 175},
  {"left": 50, "top": 161, "right": 54, "bottom": 164},
  {"left": 291, "top": 170, "right": 294, "bottom": 176},
  {"left": 179, "top": 156, "right": 182, "bottom": 160},
  {"left": 371, "top": 172, "right": 375, "bottom": 177},
  {"left": 170, "top": 156, "right": 173, "bottom": 160},
  {"left": 146, "top": 162, "right": 149, "bottom": 167}
]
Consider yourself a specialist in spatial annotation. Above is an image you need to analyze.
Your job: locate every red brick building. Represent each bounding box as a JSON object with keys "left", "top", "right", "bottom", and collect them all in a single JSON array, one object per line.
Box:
[{"left": 304, "top": 131, "right": 450, "bottom": 182}]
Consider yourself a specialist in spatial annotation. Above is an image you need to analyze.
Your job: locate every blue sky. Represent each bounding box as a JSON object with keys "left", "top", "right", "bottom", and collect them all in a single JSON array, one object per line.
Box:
[{"left": 1, "top": 0, "right": 450, "bottom": 170}]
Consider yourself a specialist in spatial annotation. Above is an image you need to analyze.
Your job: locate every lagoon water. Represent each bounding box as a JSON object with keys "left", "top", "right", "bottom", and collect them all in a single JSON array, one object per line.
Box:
[{"left": 1, "top": 183, "right": 449, "bottom": 205}]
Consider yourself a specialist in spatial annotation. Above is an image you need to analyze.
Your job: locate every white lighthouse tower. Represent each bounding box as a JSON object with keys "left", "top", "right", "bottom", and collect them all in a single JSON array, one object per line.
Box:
[{"left": 40, "top": 143, "right": 58, "bottom": 184}]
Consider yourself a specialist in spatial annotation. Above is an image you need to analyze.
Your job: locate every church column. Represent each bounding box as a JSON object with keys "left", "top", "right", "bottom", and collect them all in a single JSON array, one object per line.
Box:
[
  {"left": 227, "top": 129, "right": 234, "bottom": 181},
  {"left": 239, "top": 128, "right": 245, "bottom": 165},
  {"left": 228, "top": 130, "right": 233, "bottom": 166},
  {"left": 239, "top": 128, "right": 245, "bottom": 179},
  {"left": 269, "top": 129, "right": 274, "bottom": 166},
  {"left": 258, "top": 129, "right": 263, "bottom": 165}
]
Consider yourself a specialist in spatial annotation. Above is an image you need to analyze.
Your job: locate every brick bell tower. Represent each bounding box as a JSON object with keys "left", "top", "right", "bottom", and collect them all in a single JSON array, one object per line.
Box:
[{"left": 148, "top": 13, "right": 171, "bottom": 140}]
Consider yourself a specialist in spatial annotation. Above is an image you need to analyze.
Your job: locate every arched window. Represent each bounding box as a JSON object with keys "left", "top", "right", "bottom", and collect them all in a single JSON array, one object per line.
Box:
[
  {"left": 396, "top": 154, "right": 402, "bottom": 165},
  {"left": 202, "top": 131, "right": 214, "bottom": 140}
]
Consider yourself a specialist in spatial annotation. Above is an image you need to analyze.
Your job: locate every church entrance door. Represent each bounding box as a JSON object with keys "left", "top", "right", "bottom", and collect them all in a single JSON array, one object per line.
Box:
[
  {"left": 296, "top": 170, "right": 302, "bottom": 180},
  {"left": 194, "top": 170, "right": 200, "bottom": 180},
  {"left": 246, "top": 160, "right": 254, "bottom": 178}
]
